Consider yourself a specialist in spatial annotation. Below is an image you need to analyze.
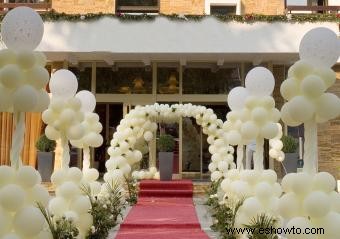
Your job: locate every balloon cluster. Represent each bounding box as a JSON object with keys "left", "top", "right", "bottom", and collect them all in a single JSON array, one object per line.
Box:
[
  {"left": 42, "top": 70, "right": 85, "bottom": 144},
  {"left": 232, "top": 169, "right": 282, "bottom": 227},
  {"left": 70, "top": 90, "right": 104, "bottom": 171},
  {"left": 132, "top": 167, "right": 159, "bottom": 180},
  {"left": 277, "top": 27, "right": 340, "bottom": 239},
  {"left": 280, "top": 28, "right": 340, "bottom": 127},
  {"left": 105, "top": 103, "right": 234, "bottom": 184},
  {"left": 49, "top": 167, "right": 100, "bottom": 238},
  {"left": 269, "top": 123, "right": 285, "bottom": 162},
  {"left": 278, "top": 172, "right": 340, "bottom": 239},
  {"left": 0, "top": 50, "right": 49, "bottom": 113},
  {"left": 0, "top": 166, "right": 49, "bottom": 238}
]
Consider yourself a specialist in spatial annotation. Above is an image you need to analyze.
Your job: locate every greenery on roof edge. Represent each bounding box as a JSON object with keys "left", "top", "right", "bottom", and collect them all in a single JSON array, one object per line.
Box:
[{"left": 2, "top": 10, "right": 338, "bottom": 23}]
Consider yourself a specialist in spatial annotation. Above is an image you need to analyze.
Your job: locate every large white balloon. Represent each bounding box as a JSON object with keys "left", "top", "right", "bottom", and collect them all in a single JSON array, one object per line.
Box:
[
  {"left": 227, "top": 87, "right": 249, "bottom": 111},
  {"left": 245, "top": 67, "right": 275, "bottom": 96},
  {"left": 49, "top": 69, "right": 78, "bottom": 99},
  {"left": 1, "top": 7, "right": 44, "bottom": 50},
  {"left": 299, "top": 27, "right": 340, "bottom": 68},
  {"left": 76, "top": 90, "right": 96, "bottom": 113}
]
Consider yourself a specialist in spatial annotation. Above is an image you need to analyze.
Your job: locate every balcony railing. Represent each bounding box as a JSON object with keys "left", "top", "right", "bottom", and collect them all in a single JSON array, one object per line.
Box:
[
  {"left": 0, "top": 2, "right": 52, "bottom": 14},
  {"left": 286, "top": 5, "right": 340, "bottom": 13},
  {"left": 116, "top": 0, "right": 159, "bottom": 13}
]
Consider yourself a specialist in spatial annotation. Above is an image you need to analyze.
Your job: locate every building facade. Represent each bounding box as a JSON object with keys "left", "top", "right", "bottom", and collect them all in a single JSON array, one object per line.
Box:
[{"left": 0, "top": 0, "right": 339, "bottom": 179}]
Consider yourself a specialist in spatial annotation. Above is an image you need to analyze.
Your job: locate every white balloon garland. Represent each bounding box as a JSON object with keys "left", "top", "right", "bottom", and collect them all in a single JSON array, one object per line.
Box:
[{"left": 105, "top": 103, "right": 235, "bottom": 184}]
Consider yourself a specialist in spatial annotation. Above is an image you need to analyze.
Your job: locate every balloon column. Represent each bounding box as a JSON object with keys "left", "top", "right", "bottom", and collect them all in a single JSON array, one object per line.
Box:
[
  {"left": 269, "top": 123, "right": 285, "bottom": 163},
  {"left": 278, "top": 27, "right": 340, "bottom": 239},
  {"left": 43, "top": 71, "right": 95, "bottom": 238},
  {"left": 228, "top": 67, "right": 283, "bottom": 229},
  {"left": 70, "top": 90, "right": 104, "bottom": 171},
  {"left": 0, "top": 7, "right": 50, "bottom": 238},
  {"left": 224, "top": 86, "right": 250, "bottom": 170}
]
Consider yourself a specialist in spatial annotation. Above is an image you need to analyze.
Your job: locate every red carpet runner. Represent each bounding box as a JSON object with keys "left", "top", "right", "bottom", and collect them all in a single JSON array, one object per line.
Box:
[{"left": 115, "top": 180, "right": 210, "bottom": 239}]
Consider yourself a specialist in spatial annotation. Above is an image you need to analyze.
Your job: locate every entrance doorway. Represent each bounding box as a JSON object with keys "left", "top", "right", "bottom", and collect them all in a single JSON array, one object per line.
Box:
[{"left": 95, "top": 103, "right": 123, "bottom": 173}]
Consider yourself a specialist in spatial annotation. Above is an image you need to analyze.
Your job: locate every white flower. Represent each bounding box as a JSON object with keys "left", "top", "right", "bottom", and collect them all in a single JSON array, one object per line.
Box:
[
  {"left": 103, "top": 204, "right": 107, "bottom": 209},
  {"left": 91, "top": 226, "right": 96, "bottom": 233}
]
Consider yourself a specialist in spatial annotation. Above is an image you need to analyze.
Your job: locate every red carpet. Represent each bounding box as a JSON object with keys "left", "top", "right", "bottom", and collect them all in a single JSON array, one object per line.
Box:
[{"left": 115, "top": 180, "right": 209, "bottom": 239}]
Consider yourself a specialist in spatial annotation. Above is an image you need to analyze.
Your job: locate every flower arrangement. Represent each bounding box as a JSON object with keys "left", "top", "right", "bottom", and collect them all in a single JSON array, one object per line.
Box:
[
  {"left": 157, "top": 134, "right": 175, "bottom": 152},
  {"left": 82, "top": 182, "right": 126, "bottom": 239},
  {"left": 281, "top": 135, "right": 298, "bottom": 154},
  {"left": 37, "top": 202, "right": 79, "bottom": 239}
]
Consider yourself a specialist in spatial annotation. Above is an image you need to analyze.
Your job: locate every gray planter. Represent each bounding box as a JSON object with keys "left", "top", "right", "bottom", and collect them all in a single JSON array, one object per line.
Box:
[
  {"left": 159, "top": 152, "right": 174, "bottom": 181},
  {"left": 283, "top": 153, "right": 299, "bottom": 173},
  {"left": 37, "top": 152, "right": 55, "bottom": 182}
]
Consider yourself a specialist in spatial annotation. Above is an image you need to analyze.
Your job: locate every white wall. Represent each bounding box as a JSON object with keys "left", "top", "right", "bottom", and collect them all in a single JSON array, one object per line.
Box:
[
  {"left": 328, "top": 0, "right": 340, "bottom": 6},
  {"left": 38, "top": 17, "right": 338, "bottom": 58}
]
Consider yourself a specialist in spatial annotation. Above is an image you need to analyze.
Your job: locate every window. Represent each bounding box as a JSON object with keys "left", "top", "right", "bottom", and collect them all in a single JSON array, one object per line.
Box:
[
  {"left": 96, "top": 63, "right": 152, "bottom": 94},
  {"left": 69, "top": 65, "right": 92, "bottom": 92},
  {"left": 210, "top": 5, "right": 236, "bottom": 15},
  {"left": 116, "top": 0, "right": 159, "bottom": 13},
  {"left": 183, "top": 63, "right": 241, "bottom": 94},
  {"left": 157, "top": 63, "right": 179, "bottom": 94}
]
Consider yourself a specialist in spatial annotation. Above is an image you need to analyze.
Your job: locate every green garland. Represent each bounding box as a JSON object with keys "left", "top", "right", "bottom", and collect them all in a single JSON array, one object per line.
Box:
[{"left": 1, "top": 10, "right": 339, "bottom": 23}]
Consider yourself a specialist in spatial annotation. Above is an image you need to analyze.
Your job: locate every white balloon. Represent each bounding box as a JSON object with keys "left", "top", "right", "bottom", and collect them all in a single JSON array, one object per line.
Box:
[
  {"left": 1, "top": 7, "right": 44, "bottom": 50},
  {"left": 16, "top": 166, "right": 39, "bottom": 188},
  {"left": 280, "top": 78, "right": 300, "bottom": 101},
  {"left": 49, "top": 69, "right": 78, "bottom": 99},
  {"left": 0, "top": 207, "right": 11, "bottom": 235},
  {"left": 13, "top": 206, "right": 45, "bottom": 237},
  {"left": 280, "top": 103, "right": 301, "bottom": 127},
  {"left": 240, "top": 121, "right": 259, "bottom": 139},
  {"left": 70, "top": 196, "right": 91, "bottom": 214},
  {"left": 245, "top": 67, "right": 275, "bottom": 96},
  {"left": 286, "top": 217, "right": 316, "bottom": 239},
  {"left": 57, "top": 181, "right": 80, "bottom": 200},
  {"left": 316, "top": 93, "right": 340, "bottom": 121},
  {"left": 301, "top": 75, "right": 325, "bottom": 98},
  {"left": 83, "top": 168, "right": 99, "bottom": 182},
  {"left": 0, "top": 64, "right": 23, "bottom": 89},
  {"left": 33, "top": 90, "right": 50, "bottom": 112},
  {"left": 48, "top": 197, "right": 68, "bottom": 216},
  {"left": 288, "top": 96, "right": 315, "bottom": 123},
  {"left": 0, "top": 86, "right": 12, "bottom": 112},
  {"left": 303, "top": 191, "right": 330, "bottom": 218},
  {"left": 0, "top": 166, "right": 15, "bottom": 186},
  {"left": 143, "top": 131, "right": 153, "bottom": 142},
  {"left": 0, "top": 184, "right": 25, "bottom": 211},
  {"left": 261, "top": 122, "right": 279, "bottom": 139},
  {"left": 76, "top": 90, "right": 96, "bottom": 112},
  {"left": 299, "top": 27, "right": 340, "bottom": 68},
  {"left": 312, "top": 172, "right": 337, "bottom": 193},
  {"left": 45, "top": 125, "right": 60, "bottom": 140},
  {"left": 26, "top": 65, "right": 50, "bottom": 90},
  {"left": 27, "top": 184, "right": 50, "bottom": 207},
  {"left": 67, "top": 167, "right": 83, "bottom": 183},
  {"left": 13, "top": 85, "right": 38, "bottom": 112},
  {"left": 227, "top": 87, "right": 249, "bottom": 110}
]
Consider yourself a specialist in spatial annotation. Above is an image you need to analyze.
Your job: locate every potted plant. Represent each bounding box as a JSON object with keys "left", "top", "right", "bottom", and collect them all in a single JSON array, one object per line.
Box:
[
  {"left": 157, "top": 134, "right": 175, "bottom": 181},
  {"left": 36, "top": 134, "right": 56, "bottom": 182},
  {"left": 282, "top": 135, "right": 299, "bottom": 173}
]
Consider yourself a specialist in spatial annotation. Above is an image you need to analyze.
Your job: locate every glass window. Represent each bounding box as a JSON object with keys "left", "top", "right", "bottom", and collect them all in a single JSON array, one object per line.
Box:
[
  {"left": 96, "top": 64, "right": 152, "bottom": 94},
  {"left": 116, "top": 0, "right": 159, "bottom": 13},
  {"left": 210, "top": 5, "right": 236, "bottom": 15},
  {"left": 157, "top": 63, "right": 179, "bottom": 94},
  {"left": 183, "top": 63, "right": 241, "bottom": 94},
  {"left": 69, "top": 66, "right": 92, "bottom": 92},
  {"left": 286, "top": 0, "right": 308, "bottom": 5}
]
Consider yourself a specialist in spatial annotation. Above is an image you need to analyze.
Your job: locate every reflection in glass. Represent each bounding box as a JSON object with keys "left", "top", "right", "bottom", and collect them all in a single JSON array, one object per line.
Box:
[
  {"left": 183, "top": 64, "right": 241, "bottom": 94},
  {"left": 96, "top": 66, "right": 152, "bottom": 94},
  {"left": 157, "top": 66, "right": 179, "bottom": 94}
]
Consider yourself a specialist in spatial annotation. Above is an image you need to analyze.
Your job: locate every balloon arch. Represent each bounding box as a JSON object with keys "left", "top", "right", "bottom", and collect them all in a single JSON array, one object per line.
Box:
[{"left": 103, "top": 103, "right": 236, "bottom": 182}]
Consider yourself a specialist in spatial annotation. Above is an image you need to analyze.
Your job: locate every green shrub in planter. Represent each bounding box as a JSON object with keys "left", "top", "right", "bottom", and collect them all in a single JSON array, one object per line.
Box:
[
  {"left": 157, "top": 134, "right": 175, "bottom": 152},
  {"left": 36, "top": 134, "right": 56, "bottom": 152},
  {"left": 282, "top": 135, "right": 298, "bottom": 153}
]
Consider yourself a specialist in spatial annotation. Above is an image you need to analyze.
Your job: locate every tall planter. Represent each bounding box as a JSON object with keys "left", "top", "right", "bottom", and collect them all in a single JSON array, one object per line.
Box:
[
  {"left": 283, "top": 153, "right": 299, "bottom": 173},
  {"left": 37, "top": 152, "right": 55, "bottom": 182},
  {"left": 159, "top": 152, "right": 174, "bottom": 181}
]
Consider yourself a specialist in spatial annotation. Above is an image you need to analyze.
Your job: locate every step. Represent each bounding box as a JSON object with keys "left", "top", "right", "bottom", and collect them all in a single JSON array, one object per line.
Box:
[
  {"left": 139, "top": 180, "right": 193, "bottom": 191},
  {"left": 139, "top": 189, "right": 193, "bottom": 197}
]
